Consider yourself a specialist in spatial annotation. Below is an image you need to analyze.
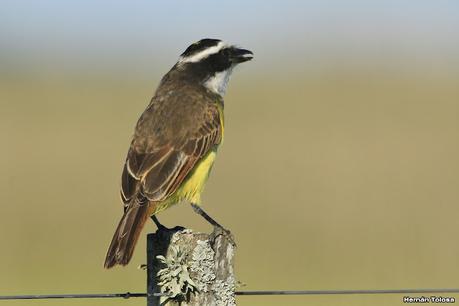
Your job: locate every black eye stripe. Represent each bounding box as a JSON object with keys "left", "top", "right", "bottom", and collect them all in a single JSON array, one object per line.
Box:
[
  {"left": 201, "top": 50, "right": 232, "bottom": 72},
  {"left": 181, "top": 38, "right": 222, "bottom": 57}
]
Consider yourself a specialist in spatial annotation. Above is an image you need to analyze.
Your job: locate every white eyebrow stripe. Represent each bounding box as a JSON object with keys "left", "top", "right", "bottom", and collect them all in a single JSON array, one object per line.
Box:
[{"left": 179, "top": 41, "right": 228, "bottom": 64}]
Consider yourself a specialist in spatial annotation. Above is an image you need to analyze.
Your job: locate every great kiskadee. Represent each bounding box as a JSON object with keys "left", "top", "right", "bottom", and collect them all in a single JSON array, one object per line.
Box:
[{"left": 104, "top": 39, "right": 253, "bottom": 268}]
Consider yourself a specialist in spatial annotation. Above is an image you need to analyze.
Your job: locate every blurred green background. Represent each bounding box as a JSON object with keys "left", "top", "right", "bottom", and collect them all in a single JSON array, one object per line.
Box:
[{"left": 1, "top": 1, "right": 458, "bottom": 305}]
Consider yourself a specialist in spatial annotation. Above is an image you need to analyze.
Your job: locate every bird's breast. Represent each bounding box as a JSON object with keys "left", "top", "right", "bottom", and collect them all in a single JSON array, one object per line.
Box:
[{"left": 175, "top": 149, "right": 218, "bottom": 204}]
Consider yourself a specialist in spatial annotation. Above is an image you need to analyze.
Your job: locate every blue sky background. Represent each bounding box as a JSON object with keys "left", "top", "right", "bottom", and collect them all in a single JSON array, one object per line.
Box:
[{"left": 2, "top": 0, "right": 458, "bottom": 74}]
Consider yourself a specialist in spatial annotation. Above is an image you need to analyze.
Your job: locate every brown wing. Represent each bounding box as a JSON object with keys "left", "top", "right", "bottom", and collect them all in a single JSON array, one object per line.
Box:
[{"left": 120, "top": 100, "right": 222, "bottom": 206}]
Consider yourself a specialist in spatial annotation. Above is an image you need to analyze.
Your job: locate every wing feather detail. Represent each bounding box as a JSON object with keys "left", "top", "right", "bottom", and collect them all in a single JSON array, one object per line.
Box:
[{"left": 120, "top": 102, "right": 222, "bottom": 204}]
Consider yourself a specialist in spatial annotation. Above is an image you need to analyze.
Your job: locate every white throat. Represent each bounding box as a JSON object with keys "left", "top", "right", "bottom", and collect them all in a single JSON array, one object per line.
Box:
[{"left": 203, "top": 68, "right": 233, "bottom": 96}]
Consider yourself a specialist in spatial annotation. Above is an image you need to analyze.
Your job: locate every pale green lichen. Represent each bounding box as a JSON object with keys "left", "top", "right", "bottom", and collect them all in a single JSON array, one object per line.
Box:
[
  {"left": 190, "top": 240, "right": 216, "bottom": 292},
  {"left": 156, "top": 232, "right": 236, "bottom": 305},
  {"left": 170, "top": 229, "right": 193, "bottom": 244},
  {"left": 213, "top": 276, "right": 236, "bottom": 306},
  {"left": 156, "top": 246, "right": 198, "bottom": 301}
]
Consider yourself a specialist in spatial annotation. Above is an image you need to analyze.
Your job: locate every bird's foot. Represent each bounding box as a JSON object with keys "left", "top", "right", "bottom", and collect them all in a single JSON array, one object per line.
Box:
[
  {"left": 211, "top": 225, "right": 236, "bottom": 247},
  {"left": 151, "top": 215, "right": 184, "bottom": 233},
  {"left": 190, "top": 203, "right": 235, "bottom": 245}
]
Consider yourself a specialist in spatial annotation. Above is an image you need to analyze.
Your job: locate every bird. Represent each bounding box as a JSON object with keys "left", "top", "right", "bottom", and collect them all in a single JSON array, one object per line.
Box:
[{"left": 104, "top": 38, "right": 253, "bottom": 268}]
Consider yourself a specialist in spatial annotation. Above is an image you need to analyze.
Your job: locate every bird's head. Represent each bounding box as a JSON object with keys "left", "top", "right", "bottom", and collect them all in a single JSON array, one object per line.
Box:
[{"left": 174, "top": 38, "right": 253, "bottom": 96}]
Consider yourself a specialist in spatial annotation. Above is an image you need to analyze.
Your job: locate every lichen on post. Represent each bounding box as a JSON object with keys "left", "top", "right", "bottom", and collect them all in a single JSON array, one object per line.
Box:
[{"left": 147, "top": 226, "right": 236, "bottom": 306}]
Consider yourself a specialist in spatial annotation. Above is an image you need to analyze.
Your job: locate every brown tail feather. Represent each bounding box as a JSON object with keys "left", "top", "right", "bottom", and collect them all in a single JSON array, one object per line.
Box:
[{"left": 104, "top": 201, "right": 151, "bottom": 269}]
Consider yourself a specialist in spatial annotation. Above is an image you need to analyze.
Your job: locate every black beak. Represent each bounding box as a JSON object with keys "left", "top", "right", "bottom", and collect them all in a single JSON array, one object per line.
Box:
[{"left": 230, "top": 47, "right": 254, "bottom": 63}]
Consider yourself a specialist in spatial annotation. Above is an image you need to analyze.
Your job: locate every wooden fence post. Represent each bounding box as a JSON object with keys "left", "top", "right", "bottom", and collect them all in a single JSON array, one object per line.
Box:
[{"left": 147, "top": 227, "right": 236, "bottom": 306}]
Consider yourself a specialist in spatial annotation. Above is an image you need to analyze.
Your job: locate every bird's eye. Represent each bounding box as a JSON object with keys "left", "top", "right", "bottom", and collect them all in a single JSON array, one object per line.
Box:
[{"left": 222, "top": 48, "right": 231, "bottom": 57}]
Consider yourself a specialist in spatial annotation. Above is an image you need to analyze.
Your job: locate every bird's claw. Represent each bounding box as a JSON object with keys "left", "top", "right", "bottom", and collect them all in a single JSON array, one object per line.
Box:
[{"left": 211, "top": 225, "right": 236, "bottom": 247}]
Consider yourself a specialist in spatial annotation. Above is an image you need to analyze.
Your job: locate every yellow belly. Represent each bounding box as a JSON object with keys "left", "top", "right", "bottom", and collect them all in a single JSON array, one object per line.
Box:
[
  {"left": 152, "top": 149, "right": 217, "bottom": 214},
  {"left": 175, "top": 149, "right": 217, "bottom": 204}
]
